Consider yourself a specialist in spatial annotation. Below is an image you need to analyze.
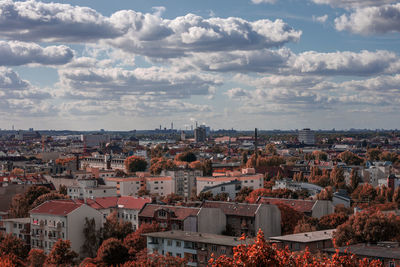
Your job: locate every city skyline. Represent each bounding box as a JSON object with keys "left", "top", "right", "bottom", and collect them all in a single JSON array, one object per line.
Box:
[{"left": 1, "top": 0, "right": 400, "bottom": 130}]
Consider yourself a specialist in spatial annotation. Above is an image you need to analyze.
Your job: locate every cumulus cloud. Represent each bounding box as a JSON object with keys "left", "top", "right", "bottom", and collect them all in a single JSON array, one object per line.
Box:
[
  {"left": 225, "top": 87, "right": 251, "bottom": 98},
  {"left": 0, "top": 0, "right": 301, "bottom": 58},
  {"left": 166, "top": 48, "right": 400, "bottom": 76},
  {"left": 228, "top": 73, "right": 400, "bottom": 115},
  {"left": 0, "top": 41, "right": 74, "bottom": 66},
  {"left": 290, "top": 50, "right": 399, "bottom": 75},
  {"left": 312, "top": 0, "right": 397, "bottom": 8},
  {"left": 0, "top": 67, "right": 55, "bottom": 116},
  {"left": 335, "top": 3, "right": 400, "bottom": 35},
  {"left": 57, "top": 65, "right": 222, "bottom": 100}
]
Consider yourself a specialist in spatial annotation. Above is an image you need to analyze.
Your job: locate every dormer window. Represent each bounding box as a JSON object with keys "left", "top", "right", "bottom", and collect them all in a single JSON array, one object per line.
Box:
[{"left": 158, "top": 210, "right": 167, "bottom": 217}]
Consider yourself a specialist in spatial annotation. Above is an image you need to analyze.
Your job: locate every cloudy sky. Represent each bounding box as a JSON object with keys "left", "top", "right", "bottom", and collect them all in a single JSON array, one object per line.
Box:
[{"left": 0, "top": 0, "right": 399, "bottom": 131}]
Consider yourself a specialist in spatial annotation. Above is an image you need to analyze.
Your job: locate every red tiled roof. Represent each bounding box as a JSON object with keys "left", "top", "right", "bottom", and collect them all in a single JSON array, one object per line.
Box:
[
  {"left": 76, "top": 196, "right": 151, "bottom": 210},
  {"left": 117, "top": 196, "right": 151, "bottom": 210},
  {"left": 258, "top": 197, "right": 315, "bottom": 213},
  {"left": 30, "top": 200, "right": 82, "bottom": 216},
  {"left": 201, "top": 201, "right": 260, "bottom": 217},
  {"left": 139, "top": 204, "right": 200, "bottom": 220}
]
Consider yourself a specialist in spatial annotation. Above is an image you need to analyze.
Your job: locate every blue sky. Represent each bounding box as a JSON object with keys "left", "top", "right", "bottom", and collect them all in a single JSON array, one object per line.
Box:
[{"left": 0, "top": 0, "right": 399, "bottom": 131}]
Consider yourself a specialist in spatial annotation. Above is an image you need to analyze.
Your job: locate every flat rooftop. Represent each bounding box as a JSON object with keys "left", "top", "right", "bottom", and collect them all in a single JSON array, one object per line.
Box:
[
  {"left": 143, "top": 230, "right": 254, "bottom": 247},
  {"left": 269, "top": 229, "right": 335, "bottom": 243}
]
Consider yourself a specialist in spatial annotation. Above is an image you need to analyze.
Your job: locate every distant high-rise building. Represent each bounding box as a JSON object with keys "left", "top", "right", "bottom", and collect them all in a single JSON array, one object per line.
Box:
[
  {"left": 298, "top": 128, "right": 315, "bottom": 145},
  {"left": 194, "top": 127, "right": 206, "bottom": 143}
]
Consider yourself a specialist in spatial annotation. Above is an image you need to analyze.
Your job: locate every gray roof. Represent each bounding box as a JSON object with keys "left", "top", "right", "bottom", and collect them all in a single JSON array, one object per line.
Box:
[
  {"left": 324, "top": 243, "right": 400, "bottom": 260},
  {"left": 201, "top": 180, "right": 241, "bottom": 193},
  {"left": 1, "top": 217, "right": 30, "bottom": 224},
  {"left": 143, "top": 230, "right": 254, "bottom": 247},
  {"left": 270, "top": 229, "right": 335, "bottom": 243}
]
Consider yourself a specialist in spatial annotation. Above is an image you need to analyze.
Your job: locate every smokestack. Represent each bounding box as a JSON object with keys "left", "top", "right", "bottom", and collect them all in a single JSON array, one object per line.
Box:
[
  {"left": 171, "top": 122, "right": 173, "bottom": 130},
  {"left": 255, "top": 128, "right": 258, "bottom": 162},
  {"left": 196, "top": 121, "right": 198, "bottom": 128}
]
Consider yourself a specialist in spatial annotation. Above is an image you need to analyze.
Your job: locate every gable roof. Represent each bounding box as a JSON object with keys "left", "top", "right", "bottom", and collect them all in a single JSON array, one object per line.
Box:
[
  {"left": 75, "top": 196, "right": 151, "bottom": 210},
  {"left": 257, "top": 197, "right": 315, "bottom": 213},
  {"left": 201, "top": 201, "right": 260, "bottom": 217},
  {"left": 139, "top": 204, "right": 200, "bottom": 220},
  {"left": 30, "top": 199, "right": 82, "bottom": 216}
]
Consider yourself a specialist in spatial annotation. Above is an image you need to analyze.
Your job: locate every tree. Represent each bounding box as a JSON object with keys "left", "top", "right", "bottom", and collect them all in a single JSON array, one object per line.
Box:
[
  {"left": 330, "top": 166, "right": 345, "bottom": 189},
  {"left": 276, "top": 204, "right": 304, "bottom": 235},
  {"left": 188, "top": 160, "right": 202, "bottom": 170},
  {"left": 102, "top": 211, "right": 133, "bottom": 241},
  {"left": 124, "top": 156, "right": 147, "bottom": 173},
  {"left": 351, "top": 184, "right": 377, "bottom": 203},
  {"left": 393, "top": 187, "right": 400, "bottom": 207},
  {"left": 209, "top": 230, "right": 383, "bottom": 267},
  {"left": 367, "top": 148, "right": 381, "bottom": 161},
  {"left": 149, "top": 157, "right": 176, "bottom": 175},
  {"left": 9, "top": 186, "right": 51, "bottom": 218},
  {"left": 161, "top": 193, "right": 183, "bottom": 205},
  {"left": 0, "top": 233, "right": 29, "bottom": 260},
  {"left": 235, "top": 187, "right": 253, "bottom": 203},
  {"left": 27, "top": 249, "right": 47, "bottom": 267},
  {"left": 316, "top": 186, "right": 333, "bottom": 200},
  {"left": 293, "top": 218, "right": 317, "bottom": 234},
  {"left": 175, "top": 151, "right": 196, "bottom": 163},
  {"left": 202, "top": 159, "right": 213, "bottom": 176},
  {"left": 58, "top": 185, "right": 67, "bottom": 195},
  {"left": 123, "top": 223, "right": 160, "bottom": 260},
  {"left": 81, "top": 218, "right": 99, "bottom": 258},
  {"left": 337, "top": 151, "right": 363, "bottom": 165},
  {"left": 379, "top": 151, "right": 399, "bottom": 163},
  {"left": 349, "top": 169, "right": 360, "bottom": 193},
  {"left": 46, "top": 239, "right": 78, "bottom": 266},
  {"left": 334, "top": 210, "right": 400, "bottom": 246},
  {"left": 318, "top": 212, "right": 348, "bottom": 230},
  {"left": 312, "top": 151, "right": 328, "bottom": 161},
  {"left": 245, "top": 188, "right": 298, "bottom": 203},
  {"left": 265, "top": 143, "right": 277, "bottom": 155},
  {"left": 96, "top": 238, "right": 129, "bottom": 266}
]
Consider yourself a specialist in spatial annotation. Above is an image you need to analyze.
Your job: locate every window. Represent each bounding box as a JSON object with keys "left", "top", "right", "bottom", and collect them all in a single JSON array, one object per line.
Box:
[
  {"left": 176, "top": 253, "right": 182, "bottom": 258},
  {"left": 155, "top": 181, "right": 159, "bottom": 184},
  {"left": 159, "top": 210, "right": 167, "bottom": 217},
  {"left": 221, "top": 186, "right": 225, "bottom": 192},
  {"left": 389, "top": 261, "right": 395, "bottom": 267},
  {"left": 212, "top": 245, "right": 217, "bottom": 251},
  {"left": 167, "top": 240, "right": 172, "bottom": 246},
  {"left": 176, "top": 241, "right": 181, "bottom": 247}
]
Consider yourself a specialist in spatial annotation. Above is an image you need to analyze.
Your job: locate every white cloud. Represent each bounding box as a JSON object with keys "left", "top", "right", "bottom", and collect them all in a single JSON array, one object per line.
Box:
[
  {"left": 251, "top": 0, "right": 277, "bottom": 4},
  {"left": 0, "top": 41, "right": 74, "bottom": 66},
  {"left": 312, "top": 0, "right": 397, "bottom": 8},
  {"left": 312, "top": 14, "right": 328, "bottom": 23},
  {"left": 225, "top": 87, "right": 250, "bottom": 98},
  {"left": 335, "top": 3, "right": 400, "bottom": 35},
  {"left": 0, "top": 0, "right": 301, "bottom": 58}
]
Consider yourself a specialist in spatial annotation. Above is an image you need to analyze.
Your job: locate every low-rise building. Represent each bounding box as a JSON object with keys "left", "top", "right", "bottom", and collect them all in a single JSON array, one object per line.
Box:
[
  {"left": 201, "top": 201, "right": 281, "bottom": 238},
  {"left": 197, "top": 169, "right": 263, "bottom": 197},
  {"left": 324, "top": 242, "right": 400, "bottom": 267},
  {"left": 270, "top": 229, "right": 335, "bottom": 253},
  {"left": 139, "top": 204, "right": 226, "bottom": 234},
  {"left": 258, "top": 197, "right": 334, "bottom": 219},
  {"left": 30, "top": 199, "right": 102, "bottom": 256},
  {"left": 0, "top": 217, "right": 30, "bottom": 246},
  {"left": 144, "top": 230, "right": 254, "bottom": 267},
  {"left": 67, "top": 178, "right": 117, "bottom": 199}
]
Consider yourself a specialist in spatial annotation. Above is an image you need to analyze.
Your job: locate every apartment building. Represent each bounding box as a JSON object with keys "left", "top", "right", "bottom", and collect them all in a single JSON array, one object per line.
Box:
[
  {"left": 67, "top": 178, "right": 117, "bottom": 200},
  {"left": 144, "top": 230, "right": 254, "bottom": 267},
  {"left": 196, "top": 168, "right": 263, "bottom": 197},
  {"left": 76, "top": 196, "right": 151, "bottom": 230},
  {"left": 29, "top": 199, "right": 102, "bottom": 256},
  {"left": 161, "top": 169, "right": 203, "bottom": 198},
  {"left": 105, "top": 175, "right": 173, "bottom": 197},
  {"left": 139, "top": 204, "right": 226, "bottom": 234},
  {"left": 0, "top": 217, "right": 30, "bottom": 246}
]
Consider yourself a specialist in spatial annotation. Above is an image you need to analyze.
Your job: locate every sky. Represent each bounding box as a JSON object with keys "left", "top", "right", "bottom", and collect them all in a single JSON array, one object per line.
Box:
[{"left": 0, "top": 0, "right": 400, "bottom": 131}]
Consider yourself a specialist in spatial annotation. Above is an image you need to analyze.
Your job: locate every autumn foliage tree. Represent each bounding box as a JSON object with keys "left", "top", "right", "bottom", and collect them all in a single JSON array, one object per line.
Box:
[
  {"left": 27, "top": 249, "right": 47, "bottom": 267},
  {"left": 209, "top": 229, "right": 383, "bottom": 267},
  {"left": 149, "top": 157, "right": 176, "bottom": 175},
  {"left": 124, "top": 156, "right": 147, "bottom": 173},
  {"left": 337, "top": 150, "right": 364, "bottom": 165},
  {"left": 123, "top": 223, "right": 160, "bottom": 260},
  {"left": 276, "top": 204, "right": 304, "bottom": 235},
  {"left": 101, "top": 211, "right": 133, "bottom": 241},
  {"left": 9, "top": 186, "right": 50, "bottom": 218},
  {"left": 318, "top": 212, "right": 349, "bottom": 230},
  {"left": 174, "top": 151, "right": 197, "bottom": 163},
  {"left": 334, "top": 210, "right": 400, "bottom": 246},
  {"left": 96, "top": 238, "right": 129, "bottom": 266},
  {"left": 0, "top": 233, "right": 29, "bottom": 261},
  {"left": 45, "top": 239, "right": 78, "bottom": 266}
]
